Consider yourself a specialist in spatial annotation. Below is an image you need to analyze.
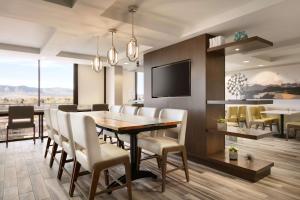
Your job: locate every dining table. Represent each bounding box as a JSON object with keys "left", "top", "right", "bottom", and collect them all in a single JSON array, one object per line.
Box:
[
  {"left": 260, "top": 110, "right": 300, "bottom": 138},
  {"left": 82, "top": 111, "right": 181, "bottom": 188}
]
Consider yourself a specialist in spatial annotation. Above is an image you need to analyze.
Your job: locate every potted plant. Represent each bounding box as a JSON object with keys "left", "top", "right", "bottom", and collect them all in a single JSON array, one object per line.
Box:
[
  {"left": 229, "top": 146, "right": 238, "bottom": 160},
  {"left": 217, "top": 117, "right": 227, "bottom": 131}
]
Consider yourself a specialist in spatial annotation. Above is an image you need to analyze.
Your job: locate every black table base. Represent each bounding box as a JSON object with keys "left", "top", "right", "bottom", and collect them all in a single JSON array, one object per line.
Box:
[{"left": 107, "top": 133, "right": 157, "bottom": 191}]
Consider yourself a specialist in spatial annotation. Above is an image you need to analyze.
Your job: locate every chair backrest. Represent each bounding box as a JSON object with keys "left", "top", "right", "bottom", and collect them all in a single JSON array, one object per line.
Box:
[
  {"left": 57, "top": 110, "right": 75, "bottom": 158},
  {"left": 227, "top": 106, "right": 238, "bottom": 119},
  {"left": 257, "top": 106, "right": 267, "bottom": 118},
  {"left": 121, "top": 105, "right": 138, "bottom": 115},
  {"left": 92, "top": 104, "right": 109, "bottom": 111},
  {"left": 110, "top": 105, "right": 122, "bottom": 113},
  {"left": 137, "top": 107, "right": 157, "bottom": 118},
  {"left": 158, "top": 109, "right": 188, "bottom": 145},
  {"left": 50, "top": 109, "right": 59, "bottom": 133},
  {"left": 249, "top": 107, "right": 261, "bottom": 120},
  {"left": 44, "top": 109, "right": 54, "bottom": 139},
  {"left": 58, "top": 104, "right": 77, "bottom": 112},
  {"left": 70, "top": 113, "right": 100, "bottom": 171},
  {"left": 238, "top": 106, "right": 247, "bottom": 118},
  {"left": 8, "top": 106, "right": 34, "bottom": 126}
]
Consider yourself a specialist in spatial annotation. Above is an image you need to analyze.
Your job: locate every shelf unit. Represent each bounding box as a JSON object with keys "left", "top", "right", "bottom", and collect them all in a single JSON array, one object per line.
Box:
[
  {"left": 206, "top": 150, "right": 274, "bottom": 182},
  {"left": 207, "top": 127, "right": 272, "bottom": 140},
  {"left": 206, "top": 100, "right": 273, "bottom": 105},
  {"left": 207, "top": 36, "right": 273, "bottom": 55}
]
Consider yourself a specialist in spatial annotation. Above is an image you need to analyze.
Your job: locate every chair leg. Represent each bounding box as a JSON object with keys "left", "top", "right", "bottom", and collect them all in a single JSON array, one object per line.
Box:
[
  {"left": 262, "top": 123, "right": 265, "bottom": 130},
  {"left": 69, "top": 160, "right": 81, "bottom": 197},
  {"left": 104, "top": 134, "right": 107, "bottom": 142},
  {"left": 181, "top": 147, "right": 189, "bottom": 182},
  {"left": 49, "top": 142, "right": 58, "bottom": 168},
  {"left": 6, "top": 128, "right": 9, "bottom": 148},
  {"left": 104, "top": 169, "right": 110, "bottom": 186},
  {"left": 161, "top": 149, "right": 168, "bottom": 192},
  {"left": 124, "top": 160, "right": 132, "bottom": 200},
  {"left": 286, "top": 126, "right": 290, "bottom": 140},
  {"left": 88, "top": 168, "right": 101, "bottom": 200},
  {"left": 156, "top": 156, "right": 161, "bottom": 169},
  {"left": 57, "top": 150, "right": 67, "bottom": 180},
  {"left": 255, "top": 124, "right": 259, "bottom": 129},
  {"left": 270, "top": 123, "right": 273, "bottom": 131},
  {"left": 33, "top": 126, "right": 36, "bottom": 145},
  {"left": 244, "top": 121, "right": 248, "bottom": 128},
  {"left": 44, "top": 137, "right": 51, "bottom": 158},
  {"left": 137, "top": 147, "right": 142, "bottom": 170}
]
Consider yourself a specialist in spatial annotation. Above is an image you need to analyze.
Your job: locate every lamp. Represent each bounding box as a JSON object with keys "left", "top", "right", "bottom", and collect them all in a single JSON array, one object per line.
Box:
[
  {"left": 91, "top": 36, "right": 103, "bottom": 72},
  {"left": 107, "top": 29, "right": 118, "bottom": 66},
  {"left": 126, "top": 5, "right": 139, "bottom": 62}
]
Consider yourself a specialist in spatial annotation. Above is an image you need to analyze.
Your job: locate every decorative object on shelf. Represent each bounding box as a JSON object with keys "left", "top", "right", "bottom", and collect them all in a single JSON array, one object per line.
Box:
[
  {"left": 91, "top": 36, "right": 103, "bottom": 72},
  {"left": 107, "top": 29, "right": 118, "bottom": 66},
  {"left": 209, "top": 35, "right": 225, "bottom": 48},
  {"left": 217, "top": 117, "right": 227, "bottom": 131},
  {"left": 227, "top": 73, "right": 248, "bottom": 99},
  {"left": 245, "top": 153, "right": 253, "bottom": 161},
  {"left": 234, "top": 31, "right": 248, "bottom": 41},
  {"left": 126, "top": 5, "right": 139, "bottom": 62},
  {"left": 229, "top": 146, "right": 238, "bottom": 160}
]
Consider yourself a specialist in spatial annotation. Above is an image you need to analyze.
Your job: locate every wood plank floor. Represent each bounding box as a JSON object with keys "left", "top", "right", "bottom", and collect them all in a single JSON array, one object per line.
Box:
[{"left": 0, "top": 136, "right": 299, "bottom": 200}]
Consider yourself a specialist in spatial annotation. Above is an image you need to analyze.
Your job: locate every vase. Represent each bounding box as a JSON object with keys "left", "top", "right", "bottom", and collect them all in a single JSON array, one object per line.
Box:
[
  {"left": 217, "top": 123, "right": 227, "bottom": 131},
  {"left": 229, "top": 151, "right": 238, "bottom": 160}
]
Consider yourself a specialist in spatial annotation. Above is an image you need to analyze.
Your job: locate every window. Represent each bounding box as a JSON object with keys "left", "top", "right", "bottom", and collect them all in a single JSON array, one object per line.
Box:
[
  {"left": 136, "top": 72, "right": 144, "bottom": 100},
  {"left": 40, "top": 60, "right": 73, "bottom": 106},
  {"left": 0, "top": 58, "right": 38, "bottom": 109}
]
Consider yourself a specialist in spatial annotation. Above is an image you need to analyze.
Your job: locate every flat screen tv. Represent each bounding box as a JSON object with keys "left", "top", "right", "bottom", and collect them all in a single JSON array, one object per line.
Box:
[{"left": 152, "top": 59, "right": 191, "bottom": 98}]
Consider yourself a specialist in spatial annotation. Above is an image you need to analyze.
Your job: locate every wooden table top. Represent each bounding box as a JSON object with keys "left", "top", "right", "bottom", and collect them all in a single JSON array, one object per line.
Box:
[
  {"left": 260, "top": 110, "right": 300, "bottom": 115},
  {"left": 81, "top": 111, "right": 181, "bottom": 133}
]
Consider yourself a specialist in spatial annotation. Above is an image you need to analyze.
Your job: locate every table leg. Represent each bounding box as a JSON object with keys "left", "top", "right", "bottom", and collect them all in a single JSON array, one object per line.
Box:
[
  {"left": 273, "top": 114, "right": 285, "bottom": 138},
  {"left": 38, "top": 115, "right": 41, "bottom": 138},
  {"left": 41, "top": 114, "right": 44, "bottom": 143}
]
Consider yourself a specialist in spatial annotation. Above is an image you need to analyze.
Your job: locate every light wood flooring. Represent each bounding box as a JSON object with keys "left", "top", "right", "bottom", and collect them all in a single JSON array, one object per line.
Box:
[{"left": 0, "top": 136, "right": 300, "bottom": 200}]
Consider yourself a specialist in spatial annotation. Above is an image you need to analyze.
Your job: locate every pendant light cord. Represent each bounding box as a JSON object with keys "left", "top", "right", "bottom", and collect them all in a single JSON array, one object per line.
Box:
[
  {"left": 131, "top": 11, "right": 134, "bottom": 37},
  {"left": 96, "top": 36, "right": 99, "bottom": 56}
]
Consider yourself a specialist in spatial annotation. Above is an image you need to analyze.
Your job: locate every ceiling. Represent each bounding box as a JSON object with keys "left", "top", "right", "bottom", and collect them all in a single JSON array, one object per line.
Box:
[{"left": 0, "top": 0, "right": 299, "bottom": 71}]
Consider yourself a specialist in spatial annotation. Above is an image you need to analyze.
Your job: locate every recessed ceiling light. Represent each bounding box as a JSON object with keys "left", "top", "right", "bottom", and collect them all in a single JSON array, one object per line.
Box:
[
  {"left": 124, "top": 62, "right": 129, "bottom": 65},
  {"left": 235, "top": 48, "right": 240, "bottom": 51},
  {"left": 258, "top": 64, "right": 264, "bottom": 67},
  {"left": 243, "top": 60, "right": 249, "bottom": 63}
]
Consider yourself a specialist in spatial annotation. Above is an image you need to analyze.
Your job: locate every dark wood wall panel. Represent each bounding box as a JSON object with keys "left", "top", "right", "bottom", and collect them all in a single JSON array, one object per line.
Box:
[{"left": 144, "top": 35, "right": 208, "bottom": 159}]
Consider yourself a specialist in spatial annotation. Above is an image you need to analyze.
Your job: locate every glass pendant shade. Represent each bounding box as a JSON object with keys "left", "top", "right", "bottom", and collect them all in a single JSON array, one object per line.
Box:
[
  {"left": 127, "top": 37, "right": 139, "bottom": 62},
  {"left": 107, "top": 29, "right": 118, "bottom": 66},
  {"left": 92, "top": 56, "right": 103, "bottom": 72},
  {"left": 107, "top": 47, "right": 118, "bottom": 66},
  {"left": 126, "top": 5, "right": 139, "bottom": 62},
  {"left": 92, "top": 36, "right": 103, "bottom": 72}
]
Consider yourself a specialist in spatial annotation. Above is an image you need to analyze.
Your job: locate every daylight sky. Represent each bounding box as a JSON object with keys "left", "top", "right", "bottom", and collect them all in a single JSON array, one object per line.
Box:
[{"left": 0, "top": 56, "right": 73, "bottom": 89}]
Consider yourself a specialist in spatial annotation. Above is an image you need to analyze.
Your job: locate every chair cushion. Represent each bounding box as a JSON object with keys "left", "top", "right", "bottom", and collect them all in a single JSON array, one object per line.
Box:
[
  {"left": 138, "top": 136, "right": 180, "bottom": 156},
  {"left": 76, "top": 143, "right": 129, "bottom": 171},
  {"left": 53, "top": 133, "right": 62, "bottom": 146},
  {"left": 287, "top": 122, "right": 300, "bottom": 126}
]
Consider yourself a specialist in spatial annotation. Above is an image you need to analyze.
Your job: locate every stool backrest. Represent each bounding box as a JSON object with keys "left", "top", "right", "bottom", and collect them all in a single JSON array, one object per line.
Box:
[
  {"left": 137, "top": 107, "right": 157, "bottom": 118},
  {"left": 158, "top": 109, "right": 188, "bottom": 146},
  {"left": 70, "top": 113, "right": 100, "bottom": 171},
  {"left": 58, "top": 104, "right": 77, "bottom": 112},
  {"left": 44, "top": 109, "right": 54, "bottom": 139},
  {"left": 92, "top": 104, "right": 109, "bottom": 111},
  {"left": 8, "top": 106, "right": 34, "bottom": 126}
]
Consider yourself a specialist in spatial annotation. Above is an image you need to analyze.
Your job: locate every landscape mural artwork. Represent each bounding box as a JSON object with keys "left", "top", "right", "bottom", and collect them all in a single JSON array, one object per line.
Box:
[{"left": 226, "top": 65, "right": 300, "bottom": 99}]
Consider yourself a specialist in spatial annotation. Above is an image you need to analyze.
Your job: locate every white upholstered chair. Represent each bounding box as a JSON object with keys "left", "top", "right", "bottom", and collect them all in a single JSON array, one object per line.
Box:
[
  {"left": 56, "top": 110, "right": 75, "bottom": 180},
  {"left": 118, "top": 107, "right": 157, "bottom": 144},
  {"left": 49, "top": 108, "right": 62, "bottom": 168},
  {"left": 103, "top": 105, "right": 122, "bottom": 143},
  {"left": 137, "top": 108, "right": 189, "bottom": 192},
  {"left": 69, "top": 113, "right": 132, "bottom": 199},
  {"left": 44, "top": 109, "right": 54, "bottom": 158}
]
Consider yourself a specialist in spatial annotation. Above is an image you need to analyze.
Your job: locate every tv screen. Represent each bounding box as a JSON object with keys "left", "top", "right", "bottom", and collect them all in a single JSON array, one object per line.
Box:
[{"left": 152, "top": 59, "right": 191, "bottom": 98}]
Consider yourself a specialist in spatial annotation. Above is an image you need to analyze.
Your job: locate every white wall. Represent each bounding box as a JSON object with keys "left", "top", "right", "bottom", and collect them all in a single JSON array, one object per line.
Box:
[
  {"left": 122, "top": 70, "right": 135, "bottom": 104},
  {"left": 78, "top": 64, "right": 104, "bottom": 105},
  {"left": 106, "top": 67, "right": 115, "bottom": 106}
]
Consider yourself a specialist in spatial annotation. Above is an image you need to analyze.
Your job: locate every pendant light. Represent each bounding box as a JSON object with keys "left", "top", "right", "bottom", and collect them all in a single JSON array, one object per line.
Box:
[
  {"left": 107, "top": 29, "right": 118, "bottom": 66},
  {"left": 126, "top": 5, "right": 139, "bottom": 62},
  {"left": 91, "top": 36, "right": 103, "bottom": 72}
]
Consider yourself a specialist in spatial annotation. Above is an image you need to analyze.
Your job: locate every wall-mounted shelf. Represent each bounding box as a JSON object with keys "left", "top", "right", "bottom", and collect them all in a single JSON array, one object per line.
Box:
[
  {"left": 207, "top": 127, "right": 272, "bottom": 140},
  {"left": 206, "top": 150, "right": 274, "bottom": 182},
  {"left": 207, "top": 36, "right": 273, "bottom": 55},
  {"left": 206, "top": 100, "right": 273, "bottom": 105}
]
